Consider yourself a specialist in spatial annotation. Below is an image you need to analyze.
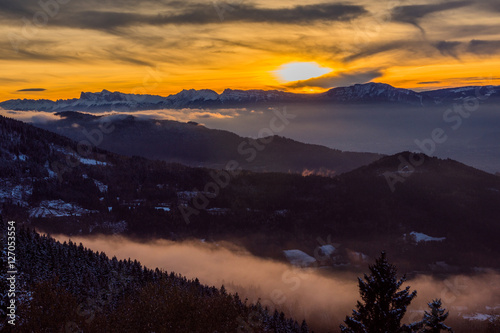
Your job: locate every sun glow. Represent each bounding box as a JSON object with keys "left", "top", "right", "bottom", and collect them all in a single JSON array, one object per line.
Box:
[{"left": 273, "top": 62, "right": 332, "bottom": 83}]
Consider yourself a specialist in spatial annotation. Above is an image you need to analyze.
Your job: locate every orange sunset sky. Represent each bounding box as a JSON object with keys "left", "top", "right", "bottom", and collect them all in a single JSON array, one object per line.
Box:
[{"left": 1, "top": 0, "right": 500, "bottom": 101}]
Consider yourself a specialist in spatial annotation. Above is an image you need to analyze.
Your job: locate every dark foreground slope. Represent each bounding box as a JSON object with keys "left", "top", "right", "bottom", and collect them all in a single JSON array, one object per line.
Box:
[
  {"left": 1, "top": 115, "right": 500, "bottom": 272},
  {"left": 0, "top": 225, "right": 307, "bottom": 332},
  {"left": 33, "top": 111, "right": 382, "bottom": 174}
]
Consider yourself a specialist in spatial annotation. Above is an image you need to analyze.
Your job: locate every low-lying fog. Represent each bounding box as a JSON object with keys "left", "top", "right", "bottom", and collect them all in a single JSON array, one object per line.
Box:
[
  {"left": 53, "top": 234, "right": 500, "bottom": 332},
  {"left": 200, "top": 104, "right": 500, "bottom": 174},
  {"left": 2, "top": 103, "right": 500, "bottom": 173}
]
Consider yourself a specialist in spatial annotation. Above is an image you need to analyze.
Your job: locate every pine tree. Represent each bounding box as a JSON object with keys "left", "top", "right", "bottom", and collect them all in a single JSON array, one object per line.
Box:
[
  {"left": 340, "top": 252, "right": 417, "bottom": 333},
  {"left": 418, "top": 299, "right": 453, "bottom": 333},
  {"left": 300, "top": 319, "right": 309, "bottom": 333}
]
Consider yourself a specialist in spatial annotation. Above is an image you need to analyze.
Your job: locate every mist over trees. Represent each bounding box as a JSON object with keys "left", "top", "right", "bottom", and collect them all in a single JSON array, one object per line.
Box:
[{"left": 0, "top": 225, "right": 307, "bottom": 332}]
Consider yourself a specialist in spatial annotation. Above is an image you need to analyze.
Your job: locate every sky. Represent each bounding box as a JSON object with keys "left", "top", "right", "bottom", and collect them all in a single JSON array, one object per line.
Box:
[{"left": 1, "top": 0, "right": 500, "bottom": 101}]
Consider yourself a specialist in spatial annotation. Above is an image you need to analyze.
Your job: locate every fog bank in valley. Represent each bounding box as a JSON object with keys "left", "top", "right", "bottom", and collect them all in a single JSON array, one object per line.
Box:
[{"left": 53, "top": 235, "right": 500, "bottom": 332}]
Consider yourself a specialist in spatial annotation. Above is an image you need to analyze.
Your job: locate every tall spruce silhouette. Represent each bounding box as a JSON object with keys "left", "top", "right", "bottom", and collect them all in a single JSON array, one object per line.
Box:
[{"left": 341, "top": 252, "right": 417, "bottom": 333}]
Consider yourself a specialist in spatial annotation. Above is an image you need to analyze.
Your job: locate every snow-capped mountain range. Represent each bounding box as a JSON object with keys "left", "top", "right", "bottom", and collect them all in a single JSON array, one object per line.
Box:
[{"left": 1, "top": 82, "right": 499, "bottom": 112}]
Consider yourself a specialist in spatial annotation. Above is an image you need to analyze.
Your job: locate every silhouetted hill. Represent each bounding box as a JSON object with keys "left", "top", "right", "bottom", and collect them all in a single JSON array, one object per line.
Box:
[
  {"left": 33, "top": 111, "right": 382, "bottom": 174},
  {"left": 1, "top": 115, "right": 499, "bottom": 273}
]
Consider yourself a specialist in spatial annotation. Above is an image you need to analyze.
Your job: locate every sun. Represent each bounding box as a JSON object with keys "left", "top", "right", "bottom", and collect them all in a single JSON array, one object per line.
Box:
[{"left": 273, "top": 62, "right": 332, "bottom": 82}]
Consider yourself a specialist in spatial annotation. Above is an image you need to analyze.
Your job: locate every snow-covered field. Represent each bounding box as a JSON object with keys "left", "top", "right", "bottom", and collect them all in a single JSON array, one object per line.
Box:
[
  {"left": 406, "top": 231, "right": 446, "bottom": 243},
  {"left": 29, "top": 199, "right": 98, "bottom": 218},
  {"left": 53, "top": 146, "right": 108, "bottom": 166}
]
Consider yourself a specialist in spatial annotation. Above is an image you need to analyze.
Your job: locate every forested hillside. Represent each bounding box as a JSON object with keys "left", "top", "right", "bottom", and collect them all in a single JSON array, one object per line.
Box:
[
  {"left": 0, "top": 224, "right": 308, "bottom": 332},
  {"left": 1, "top": 115, "right": 500, "bottom": 272}
]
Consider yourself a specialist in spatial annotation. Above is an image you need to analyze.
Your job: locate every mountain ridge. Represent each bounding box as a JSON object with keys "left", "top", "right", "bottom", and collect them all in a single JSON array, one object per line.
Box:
[{"left": 2, "top": 82, "right": 499, "bottom": 112}]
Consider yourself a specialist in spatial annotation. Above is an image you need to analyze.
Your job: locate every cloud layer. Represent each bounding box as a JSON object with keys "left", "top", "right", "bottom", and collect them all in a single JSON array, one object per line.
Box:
[
  {"left": 0, "top": 109, "right": 63, "bottom": 123},
  {"left": 391, "top": 1, "right": 472, "bottom": 33},
  {"left": 52, "top": 234, "right": 500, "bottom": 332},
  {"left": 0, "top": 1, "right": 366, "bottom": 31},
  {"left": 0, "top": 108, "right": 246, "bottom": 125},
  {"left": 288, "top": 70, "right": 383, "bottom": 89}
]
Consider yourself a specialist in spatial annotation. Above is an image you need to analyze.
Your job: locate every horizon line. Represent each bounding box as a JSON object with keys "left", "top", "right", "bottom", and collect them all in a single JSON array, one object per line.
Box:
[{"left": 2, "top": 81, "right": 499, "bottom": 103}]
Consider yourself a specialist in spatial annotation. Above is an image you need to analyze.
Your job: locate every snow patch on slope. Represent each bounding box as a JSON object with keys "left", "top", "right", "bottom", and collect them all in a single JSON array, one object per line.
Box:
[
  {"left": 318, "top": 245, "right": 336, "bottom": 256},
  {"left": 79, "top": 157, "right": 107, "bottom": 166},
  {"left": 408, "top": 231, "right": 446, "bottom": 243},
  {"left": 29, "top": 200, "right": 98, "bottom": 218},
  {"left": 94, "top": 179, "right": 108, "bottom": 192},
  {"left": 463, "top": 313, "right": 499, "bottom": 321},
  {"left": 283, "top": 250, "right": 316, "bottom": 267}
]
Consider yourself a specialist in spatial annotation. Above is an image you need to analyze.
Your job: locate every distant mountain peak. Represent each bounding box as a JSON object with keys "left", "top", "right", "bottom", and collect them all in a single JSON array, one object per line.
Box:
[
  {"left": 1, "top": 83, "right": 499, "bottom": 112},
  {"left": 323, "top": 82, "right": 425, "bottom": 105},
  {"left": 80, "top": 89, "right": 123, "bottom": 101}
]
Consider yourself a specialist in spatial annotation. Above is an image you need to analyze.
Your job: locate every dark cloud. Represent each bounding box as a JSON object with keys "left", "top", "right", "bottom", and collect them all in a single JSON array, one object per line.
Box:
[
  {"left": 467, "top": 39, "right": 500, "bottom": 55},
  {"left": 0, "top": 40, "right": 79, "bottom": 62},
  {"left": 167, "top": 3, "right": 367, "bottom": 24},
  {"left": 341, "top": 40, "right": 432, "bottom": 63},
  {"left": 0, "top": 2, "right": 367, "bottom": 32},
  {"left": 288, "top": 70, "right": 383, "bottom": 89},
  {"left": 341, "top": 36, "right": 500, "bottom": 64},
  {"left": 392, "top": 1, "right": 472, "bottom": 33},
  {"left": 17, "top": 88, "right": 46, "bottom": 92},
  {"left": 102, "top": 48, "right": 156, "bottom": 67},
  {"left": 430, "top": 39, "right": 500, "bottom": 58},
  {"left": 0, "top": 36, "right": 155, "bottom": 66},
  {"left": 0, "top": 0, "right": 33, "bottom": 17},
  {"left": 443, "top": 24, "right": 500, "bottom": 39},
  {"left": 476, "top": 0, "right": 500, "bottom": 12},
  {"left": 418, "top": 81, "right": 441, "bottom": 85},
  {"left": 0, "top": 0, "right": 180, "bottom": 17},
  {"left": 435, "top": 40, "right": 462, "bottom": 58}
]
